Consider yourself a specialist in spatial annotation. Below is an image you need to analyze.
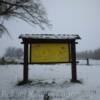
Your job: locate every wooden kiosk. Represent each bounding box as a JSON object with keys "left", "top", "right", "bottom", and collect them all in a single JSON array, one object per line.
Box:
[{"left": 19, "top": 34, "right": 80, "bottom": 83}]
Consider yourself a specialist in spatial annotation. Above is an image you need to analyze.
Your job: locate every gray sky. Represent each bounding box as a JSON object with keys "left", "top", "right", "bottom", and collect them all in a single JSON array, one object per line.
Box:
[{"left": 0, "top": 0, "right": 100, "bottom": 56}]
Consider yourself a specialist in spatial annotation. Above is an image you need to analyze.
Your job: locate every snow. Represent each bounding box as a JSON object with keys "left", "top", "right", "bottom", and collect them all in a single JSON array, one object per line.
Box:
[
  {"left": 0, "top": 60, "right": 100, "bottom": 100},
  {"left": 19, "top": 34, "right": 80, "bottom": 40}
]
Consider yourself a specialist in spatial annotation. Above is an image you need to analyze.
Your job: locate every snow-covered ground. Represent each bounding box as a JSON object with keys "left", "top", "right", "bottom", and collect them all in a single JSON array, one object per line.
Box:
[{"left": 0, "top": 60, "right": 100, "bottom": 100}]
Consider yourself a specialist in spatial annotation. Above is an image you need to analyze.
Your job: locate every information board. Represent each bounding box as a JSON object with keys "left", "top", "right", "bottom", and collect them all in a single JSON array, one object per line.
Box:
[{"left": 30, "top": 43, "right": 71, "bottom": 63}]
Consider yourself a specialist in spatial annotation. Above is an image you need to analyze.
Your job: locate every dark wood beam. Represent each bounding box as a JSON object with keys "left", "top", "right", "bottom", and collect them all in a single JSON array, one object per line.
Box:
[
  {"left": 23, "top": 43, "right": 29, "bottom": 82},
  {"left": 71, "top": 40, "right": 77, "bottom": 82}
]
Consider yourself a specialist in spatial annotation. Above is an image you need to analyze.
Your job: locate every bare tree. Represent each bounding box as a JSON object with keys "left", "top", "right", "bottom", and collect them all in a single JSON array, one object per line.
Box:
[{"left": 0, "top": 0, "right": 50, "bottom": 37}]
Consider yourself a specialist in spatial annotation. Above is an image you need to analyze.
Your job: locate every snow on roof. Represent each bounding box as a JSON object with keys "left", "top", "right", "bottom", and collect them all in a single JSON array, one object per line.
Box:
[{"left": 19, "top": 34, "right": 80, "bottom": 40}]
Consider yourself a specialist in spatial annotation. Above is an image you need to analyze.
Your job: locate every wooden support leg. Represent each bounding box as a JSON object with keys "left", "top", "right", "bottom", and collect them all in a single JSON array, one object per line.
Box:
[
  {"left": 23, "top": 43, "right": 28, "bottom": 83},
  {"left": 71, "top": 40, "right": 79, "bottom": 83},
  {"left": 71, "top": 61, "right": 77, "bottom": 82}
]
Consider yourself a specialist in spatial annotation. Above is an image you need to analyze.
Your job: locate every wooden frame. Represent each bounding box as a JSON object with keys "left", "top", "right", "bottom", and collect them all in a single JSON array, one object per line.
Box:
[{"left": 19, "top": 34, "right": 80, "bottom": 83}]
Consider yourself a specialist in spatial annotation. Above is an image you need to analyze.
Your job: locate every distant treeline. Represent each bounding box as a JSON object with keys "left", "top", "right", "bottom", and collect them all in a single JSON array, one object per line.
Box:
[
  {"left": 4, "top": 47, "right": 23, "bottom": 59},
  {"left": 77, "top": 48, "right": 100, "bottom": 60},
  {"left": 0, "top": 47, "right": 23, "bottom": 64}
]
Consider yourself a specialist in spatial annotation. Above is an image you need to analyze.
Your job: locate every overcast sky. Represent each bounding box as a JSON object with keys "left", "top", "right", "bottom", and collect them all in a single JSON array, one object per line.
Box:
[{"left": 0, "top": 0, "right": 100, "bottom": 56}]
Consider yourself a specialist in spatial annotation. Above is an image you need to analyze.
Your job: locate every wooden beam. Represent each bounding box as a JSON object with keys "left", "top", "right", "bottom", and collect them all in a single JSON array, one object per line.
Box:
[
  {"left": 23, "top": 43, "right": 29, "bottom": 82},
  {"left": 71, "top": 40, "right": 77, "bottom": 82}
]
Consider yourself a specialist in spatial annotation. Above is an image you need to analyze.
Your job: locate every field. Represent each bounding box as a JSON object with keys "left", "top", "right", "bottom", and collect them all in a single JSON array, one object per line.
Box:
[{"left": 0, "top": 60, "right": 100, "bottom": 100}]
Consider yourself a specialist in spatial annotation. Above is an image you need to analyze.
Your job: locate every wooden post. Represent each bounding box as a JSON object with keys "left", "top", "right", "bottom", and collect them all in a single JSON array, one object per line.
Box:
[
  {"left": 44, "top": 93, "right": 50, "bottom": 100},
  {"left": 86, "top": 58, "right": 89, "bottom": 65},
  {"left": 23, "top": 42, "right": 28, "bottom": 82},
  {"left": 71, "top": 40, "right": 77, "bottom": 82}
]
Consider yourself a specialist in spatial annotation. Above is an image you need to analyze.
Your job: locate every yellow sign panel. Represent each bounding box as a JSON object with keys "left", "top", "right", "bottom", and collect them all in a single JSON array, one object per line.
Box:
[{"left": 31, "top": 43, "right": 70, "bottom": 63}]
